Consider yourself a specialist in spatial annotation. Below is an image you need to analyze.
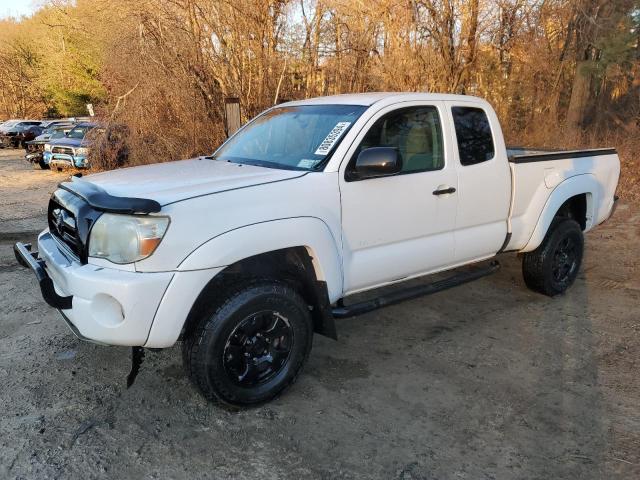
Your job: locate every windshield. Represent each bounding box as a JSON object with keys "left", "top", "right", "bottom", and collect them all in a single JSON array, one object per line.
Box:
[
  {"left": 214, "top": 104, "right": 367, "bottom": 171},
  {"left": 67, "top": 125, "right": 94, "bottom": 139},
  {"left": 51, "top": 130, "right": 67, "bottom": 139}
]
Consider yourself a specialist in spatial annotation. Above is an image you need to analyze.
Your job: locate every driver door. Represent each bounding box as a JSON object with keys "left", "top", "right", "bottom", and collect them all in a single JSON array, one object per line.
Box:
[{"left": 339, "top": 102, "right": 458, "bottom": 294}]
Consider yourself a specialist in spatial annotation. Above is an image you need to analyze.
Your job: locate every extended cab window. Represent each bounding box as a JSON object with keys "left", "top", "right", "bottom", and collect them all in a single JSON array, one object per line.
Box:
[
  {"left": 351, "top": 106, "right": 444, "bottom": 174},
  {"left": 452, "top": 107, "right": 495, "bottom": 166}
]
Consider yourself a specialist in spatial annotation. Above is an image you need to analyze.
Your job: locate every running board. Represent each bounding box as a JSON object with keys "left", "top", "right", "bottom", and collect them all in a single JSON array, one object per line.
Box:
[{"left": 332, "top": 261, "right": 500, "bottom": 319}]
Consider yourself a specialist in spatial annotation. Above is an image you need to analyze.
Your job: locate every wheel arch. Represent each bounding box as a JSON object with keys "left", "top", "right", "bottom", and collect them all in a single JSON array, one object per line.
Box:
[
  {"left": 179, "top": 246, "right": 338, "bottom": 343},
  {"left": 176, "top": 217, "right": 343, "bottom": 343},
  {"left": 177, "top": 217, "right": 342, "bottom": 296},
  {"left": 522, "top": 175, "right": 596, "bottom": 253}
]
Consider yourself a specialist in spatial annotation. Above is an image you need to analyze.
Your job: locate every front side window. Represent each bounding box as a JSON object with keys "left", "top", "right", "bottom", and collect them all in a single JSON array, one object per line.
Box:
[
  {"left": 451, "top": 107, "right": 495, "bottom": 166},
  {"left": 214, "top": 104, "right": 366, "bottom": 171},
  {"left": 350, "top": 106, "right": 444, "bottom": 175}
]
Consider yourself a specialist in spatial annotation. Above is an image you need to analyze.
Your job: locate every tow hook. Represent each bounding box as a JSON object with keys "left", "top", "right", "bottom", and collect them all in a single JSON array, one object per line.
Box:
[{"left": 126, "top": 346, "right": 145, "bottom": 388}]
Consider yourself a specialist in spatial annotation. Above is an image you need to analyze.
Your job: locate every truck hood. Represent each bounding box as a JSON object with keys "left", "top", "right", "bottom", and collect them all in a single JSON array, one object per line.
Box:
[
  {"left": 49, "top": 137, "right": 91, "bottom": 148},
  {"left": 84, "top": 158, "right": 307, "bottom": 206}
]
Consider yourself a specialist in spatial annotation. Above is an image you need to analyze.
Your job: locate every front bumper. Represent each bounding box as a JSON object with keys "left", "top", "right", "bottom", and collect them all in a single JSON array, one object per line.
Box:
[
  {"left": 15, "top": 232, "right": 174, "bottom": 346},
  {"left": 14, "top": 242, "right": 73, "bottom": 310},
  {"left": 25, "top": 151, "right": 44, "bottom": 163},
  {"left": 49, "top": 153, "right": 88, "bottom": 169}
]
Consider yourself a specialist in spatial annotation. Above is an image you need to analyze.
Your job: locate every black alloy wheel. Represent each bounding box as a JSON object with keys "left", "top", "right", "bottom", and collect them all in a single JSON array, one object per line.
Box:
[
  {"left": 522, "top": 218, "right": 584, "bottom": 296},
  {"left": 182, "top": 281, "right": 313, "bottom": 407},
  {"left": 551, "top": 235, "right": 579, "bottom": 288},
  {"left": 222, "top": 311, "right": 293, "bottom": 387}
]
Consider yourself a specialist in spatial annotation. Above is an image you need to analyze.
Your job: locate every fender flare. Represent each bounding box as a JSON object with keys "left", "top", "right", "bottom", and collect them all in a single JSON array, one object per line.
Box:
[
  {"left": 177, "top": 216, "right": 344, "bottom": 301},
  {"left": 522, "top": 174, "right": 597, "bottom": 252}
]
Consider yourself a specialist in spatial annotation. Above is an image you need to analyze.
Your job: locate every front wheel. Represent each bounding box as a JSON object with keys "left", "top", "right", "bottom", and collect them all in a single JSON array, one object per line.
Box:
[
  {"left": 182, "top": 281, "right": 313, "bottom": 407},
  {"left": 522, "top": 218, "right": 584, "bottom": 296},
  {"left": 38, "top": 158, "right": 49, "bottom": 170}
]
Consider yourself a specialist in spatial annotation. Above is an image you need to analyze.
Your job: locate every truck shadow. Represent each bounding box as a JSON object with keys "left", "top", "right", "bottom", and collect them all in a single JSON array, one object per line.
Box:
[{"left": 324, "top": 242, "right": 607, "bottom": 478}]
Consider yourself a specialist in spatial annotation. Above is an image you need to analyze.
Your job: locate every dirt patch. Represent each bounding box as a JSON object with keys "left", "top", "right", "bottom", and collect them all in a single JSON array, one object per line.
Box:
[
  {"left": 0, "top": 149, "right": 68, "bottom": 233},
  {"left": 0, "top": 149, "right": 638, "bottom": 479}
]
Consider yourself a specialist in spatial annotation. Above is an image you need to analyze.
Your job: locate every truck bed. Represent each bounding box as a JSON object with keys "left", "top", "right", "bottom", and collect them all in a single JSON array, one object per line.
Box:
[
  {"left": 505, "top": 146, "right": 620, "bottom": 253},
  {"left": 507, "top": 146, "right": 617, "bottom": 163}
]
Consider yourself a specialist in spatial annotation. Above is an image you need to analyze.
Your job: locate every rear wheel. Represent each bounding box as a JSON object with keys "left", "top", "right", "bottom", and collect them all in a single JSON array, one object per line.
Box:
[
  {"left": 182, "top": 281, "right": 313, "bottom": 407},
  {"left": 522, "top": 218, "right": 584, "bottom": 296}
]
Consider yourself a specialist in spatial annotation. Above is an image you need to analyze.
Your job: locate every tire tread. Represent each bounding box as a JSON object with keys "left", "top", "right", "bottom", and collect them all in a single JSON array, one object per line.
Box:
[
  {"left": 522, "top": 218, "right": 583, "bottom": 296},
  {"left": 182, "top": 279, "right": 312, "bottom": 407}
]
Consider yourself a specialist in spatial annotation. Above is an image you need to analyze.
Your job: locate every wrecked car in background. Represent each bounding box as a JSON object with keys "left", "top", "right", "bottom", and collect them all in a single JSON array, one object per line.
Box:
[
  {"left": 25, "top": 123, "right": 75, "bottom": 169},
  {"left": 0, "top": 120, "right": 43, "bottom": 148},
  {"left": 15, "top": 124, "right": 45, "bottom": 146},
  {"left": 44, "top": 122, "right": 102, "bottom": 170},
  {"left": 43, "top": 122, "right": 129, "bottom": 171},
  {"left": 19, "top": 119, "right": 78, "bottom": 147}
]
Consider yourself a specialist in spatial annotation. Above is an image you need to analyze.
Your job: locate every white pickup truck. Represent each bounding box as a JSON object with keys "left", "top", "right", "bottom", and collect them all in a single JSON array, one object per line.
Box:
[{"left": 15, "top": 93, "right": 620, "bottom": 406}]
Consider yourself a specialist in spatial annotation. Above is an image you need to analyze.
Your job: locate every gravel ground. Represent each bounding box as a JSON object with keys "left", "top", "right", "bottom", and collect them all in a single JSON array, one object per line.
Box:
[{"left": 1, "top": 148, "right": 639, "bottom": 480}]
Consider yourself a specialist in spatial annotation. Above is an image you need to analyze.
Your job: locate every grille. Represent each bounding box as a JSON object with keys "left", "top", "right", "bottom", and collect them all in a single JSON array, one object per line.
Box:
[
  {"left": 52, "top": 146, "right": 74, "bottom": 155},
  {"left": 48, "top": 199, "right": 82, "bottom": 258}
]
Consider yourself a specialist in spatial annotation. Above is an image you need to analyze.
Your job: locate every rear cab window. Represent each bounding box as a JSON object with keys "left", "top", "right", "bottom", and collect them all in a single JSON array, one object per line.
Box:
[{"left": 451, "top": 107, "right": 495, "bottom": 166}]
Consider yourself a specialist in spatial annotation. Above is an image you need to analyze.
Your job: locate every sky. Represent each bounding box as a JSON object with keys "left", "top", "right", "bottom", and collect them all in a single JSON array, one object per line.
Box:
[{"left": 0, "top": 0, "right": 37, "bottom": 19}]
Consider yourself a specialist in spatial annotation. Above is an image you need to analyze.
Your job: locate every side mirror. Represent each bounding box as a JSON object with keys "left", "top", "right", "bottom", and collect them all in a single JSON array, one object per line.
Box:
[{"left": 353, "top": 147, "right": 402, "bottom": 179}]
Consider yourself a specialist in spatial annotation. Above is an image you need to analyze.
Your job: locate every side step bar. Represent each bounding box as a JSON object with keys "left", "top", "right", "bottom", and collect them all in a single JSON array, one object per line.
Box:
[{"left": 332, "top": 260, "right": 500, "bottom": 319}]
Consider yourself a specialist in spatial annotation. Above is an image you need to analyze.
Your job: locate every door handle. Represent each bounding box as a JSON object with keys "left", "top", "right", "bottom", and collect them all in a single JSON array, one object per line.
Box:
[{"left": 432, "top": 187, "right": 456, "bottom": 195}]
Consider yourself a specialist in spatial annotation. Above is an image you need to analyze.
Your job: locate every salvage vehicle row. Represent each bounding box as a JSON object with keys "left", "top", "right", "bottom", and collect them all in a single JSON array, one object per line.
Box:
[{"left": 0, "top": 117, "right": 102, "bottom": 170}]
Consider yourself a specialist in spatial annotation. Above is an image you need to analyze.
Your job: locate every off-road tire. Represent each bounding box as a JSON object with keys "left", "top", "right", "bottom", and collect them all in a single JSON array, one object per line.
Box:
[
  {"left": 38, "top": 158, "right": 49, "bottom": 169},
  {"left": 182, "top": 281, "right": 313, "bottom": 407},
  {"left": 522, "top": 218, "right": 584, "bottom": 296}
]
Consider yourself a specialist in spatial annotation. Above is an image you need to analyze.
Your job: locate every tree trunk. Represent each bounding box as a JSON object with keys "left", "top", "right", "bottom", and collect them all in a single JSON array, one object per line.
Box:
[{"left": 566, "top": 60, "right": 592, "bottom": 130}]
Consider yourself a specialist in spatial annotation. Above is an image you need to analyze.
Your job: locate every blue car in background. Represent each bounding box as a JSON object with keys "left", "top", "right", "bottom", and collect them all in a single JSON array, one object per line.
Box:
[
  {"left": 44, "top": 122, "right": 102, "bottom": 169},
  {"left": 25, "top": 123, "right": 75, "bottom": 169}
]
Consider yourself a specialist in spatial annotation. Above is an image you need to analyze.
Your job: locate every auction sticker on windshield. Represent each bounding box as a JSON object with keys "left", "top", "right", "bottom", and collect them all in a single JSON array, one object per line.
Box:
[{"left": 314, "top": 122, "right": 351, "bottom": 155}]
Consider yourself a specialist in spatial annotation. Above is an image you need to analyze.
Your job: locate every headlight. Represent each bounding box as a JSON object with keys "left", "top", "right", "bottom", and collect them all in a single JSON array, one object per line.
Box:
[
  {"left": 75, "top": 147, "right": 89, "bottom": 156},
  {"left": 88, "top": 214, "right": 170, "bottom": 264},
  {"left": 44, "top": 143, "right": 52, "bottom": 152}
]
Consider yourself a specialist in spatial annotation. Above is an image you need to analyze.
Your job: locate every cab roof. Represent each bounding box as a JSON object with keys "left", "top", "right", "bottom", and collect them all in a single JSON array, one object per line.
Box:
[{"left": 280, "top": 92, "right": 485, "bottom": 107}]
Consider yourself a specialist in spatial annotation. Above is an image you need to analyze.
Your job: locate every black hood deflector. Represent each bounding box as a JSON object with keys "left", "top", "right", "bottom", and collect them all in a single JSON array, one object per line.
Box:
[{"left": 59, "top": 179, "right": 161, "bottom": 214}]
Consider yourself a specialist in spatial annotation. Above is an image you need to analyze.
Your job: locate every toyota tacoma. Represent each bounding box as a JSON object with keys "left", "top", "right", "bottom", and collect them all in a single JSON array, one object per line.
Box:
[{"left": 15, "top": 93, "right": 620, "bottom": 407}]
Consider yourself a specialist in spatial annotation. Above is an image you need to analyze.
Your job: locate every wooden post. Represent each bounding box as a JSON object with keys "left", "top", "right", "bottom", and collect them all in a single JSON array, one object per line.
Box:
[{"left": 224, "top": 97, "right": 241, "bottom": 137}]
